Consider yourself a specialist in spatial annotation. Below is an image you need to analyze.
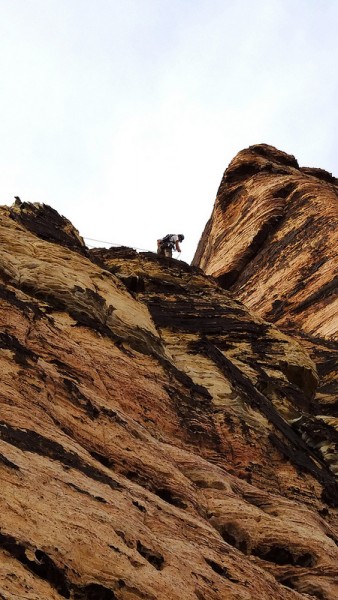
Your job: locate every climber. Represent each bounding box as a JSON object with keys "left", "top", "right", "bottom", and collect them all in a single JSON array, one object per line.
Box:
[{"left": 157, "top": 234, "right": 184, "bottom": 258}]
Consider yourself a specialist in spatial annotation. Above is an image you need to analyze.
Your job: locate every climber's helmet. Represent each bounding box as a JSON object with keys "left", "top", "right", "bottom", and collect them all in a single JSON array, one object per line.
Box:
[{"left": 178, "top": 234, "right": 184, "bottom": 242}]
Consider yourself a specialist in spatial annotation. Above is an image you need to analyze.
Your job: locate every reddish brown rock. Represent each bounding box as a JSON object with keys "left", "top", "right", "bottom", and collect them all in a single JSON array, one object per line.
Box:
[
  {"left": 192, "top": 144, "right": 338, "bottom": 341},
  {"left": 0, "top": 201, "right": 337, "bottom": 600},
  {"left": 192, "top": 145, "right": 338, "bottom": 493}
]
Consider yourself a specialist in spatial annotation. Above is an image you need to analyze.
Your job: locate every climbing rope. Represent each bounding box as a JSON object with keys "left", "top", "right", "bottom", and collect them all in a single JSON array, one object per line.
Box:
[{"left": 83, "top": 236, "right": 151, "bottom": 253}]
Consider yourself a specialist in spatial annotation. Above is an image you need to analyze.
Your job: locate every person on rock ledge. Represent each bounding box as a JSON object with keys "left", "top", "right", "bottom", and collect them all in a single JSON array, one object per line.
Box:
[{"left": 157, "top": 234, "right": 184, "bottom": 258}]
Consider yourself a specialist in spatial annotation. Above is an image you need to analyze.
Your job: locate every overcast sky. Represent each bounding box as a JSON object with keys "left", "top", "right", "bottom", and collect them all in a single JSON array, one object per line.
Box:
[{"left": 0, "top": 0, "right": 337, "bottom": 262}]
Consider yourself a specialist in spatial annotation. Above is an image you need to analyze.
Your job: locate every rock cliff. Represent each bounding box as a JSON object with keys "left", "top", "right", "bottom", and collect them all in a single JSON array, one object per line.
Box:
[
  {"left": 192, "top": 144, "right": 338, "bottom": 341},
  {"left": 0, "top": 190, "right": 337, "bottom": 600}
]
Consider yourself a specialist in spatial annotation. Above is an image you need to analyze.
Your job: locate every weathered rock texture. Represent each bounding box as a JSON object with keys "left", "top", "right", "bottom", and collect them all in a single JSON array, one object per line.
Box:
[
  {"left": 192, "top": 144, "right": 338, "bottom": 341},
  {"left": 0, "top": 199, "right": 337, "bottom": 600}
]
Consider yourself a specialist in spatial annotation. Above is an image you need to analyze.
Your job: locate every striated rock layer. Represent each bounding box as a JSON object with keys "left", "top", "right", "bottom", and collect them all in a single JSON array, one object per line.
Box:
[
  {"left": 0, "top": 201, "right": 337, "bottom": 600},
  {"left": 192, "top": 144, "right": 338, "bottom": 341},
  {"left": 192, "top": 145, "right": 338, "bottom": 500}
]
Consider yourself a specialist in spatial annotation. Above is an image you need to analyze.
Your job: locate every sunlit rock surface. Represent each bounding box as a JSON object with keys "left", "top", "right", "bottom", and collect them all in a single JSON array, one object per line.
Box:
[
  {"left": 0, "top": 201, "right": 338, "bottom": 600},
  {"left": 192, "top": 144, "right": 338, "bottom": 341},
  {"left": 192, "top": 145, "right": 338, "bottom": 500}
]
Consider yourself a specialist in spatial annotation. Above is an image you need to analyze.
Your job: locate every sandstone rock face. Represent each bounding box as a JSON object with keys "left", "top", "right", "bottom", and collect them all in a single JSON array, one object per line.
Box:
[
  {"left": 1, "top": 201, "right": 338, "bottom": 600},
  {"left": 192, "top": 144, "right": 338, "bottom": 341}
]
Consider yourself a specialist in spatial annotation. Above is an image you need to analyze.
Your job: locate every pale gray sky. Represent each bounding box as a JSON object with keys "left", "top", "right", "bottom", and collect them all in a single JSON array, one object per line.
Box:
[{"left": 1, "top": 0, "right": 337, "bottom": 262}]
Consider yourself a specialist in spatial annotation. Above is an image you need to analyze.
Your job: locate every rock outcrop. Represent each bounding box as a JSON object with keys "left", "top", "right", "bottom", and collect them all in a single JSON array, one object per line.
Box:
[
  {"left": 192, "top": 144, "right": 338, "bottom": 341},
  {"left": 0, "top": 197, "right": 337, "bottom": 600},
  {"left": 192, "top": 145, "right": 338, "bottom": 510}
]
